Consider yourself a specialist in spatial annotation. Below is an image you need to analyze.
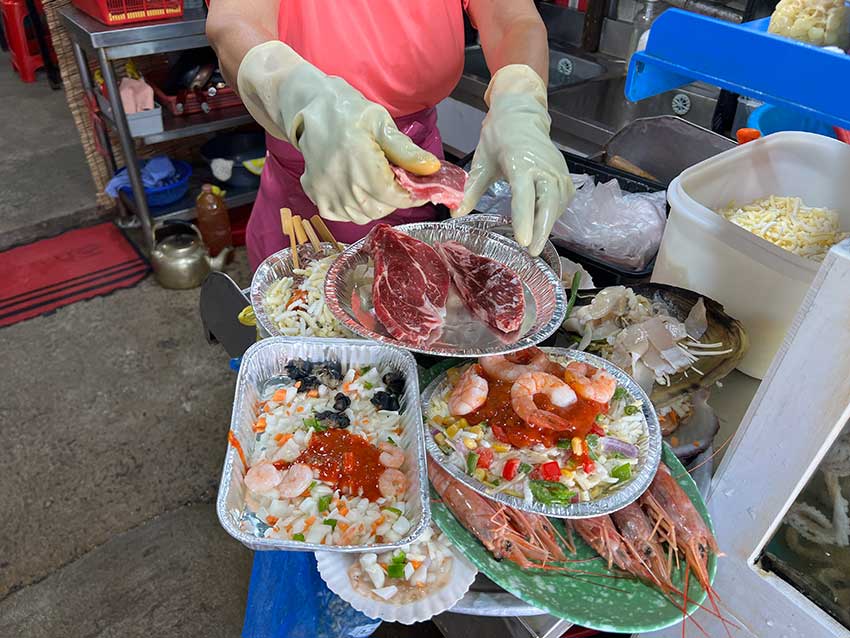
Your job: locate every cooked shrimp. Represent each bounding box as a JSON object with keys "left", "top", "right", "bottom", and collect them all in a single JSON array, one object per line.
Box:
[
  {"left": 448, "top": 364, "right": 489, "bottom": 415},
  {"left": 378, "top": 468, "right": 407, "bottom": 499},
  {"left": 378, "top": 441, "right": 404, "bottom": 468},
  {"left": 479, "top": 348, "right": 551, "bottom": 382},
  {"left": 244, "top": 461, "right": 282, "bottom": 493},
  {"left": 510, "top": 371, "right": 577, "bottom": 431},
  {"left": 563, "top": 361, "right": 617, "bottom": 404},
  {"left": 276, "top": 463, "right": 315, "bottom": 498}
]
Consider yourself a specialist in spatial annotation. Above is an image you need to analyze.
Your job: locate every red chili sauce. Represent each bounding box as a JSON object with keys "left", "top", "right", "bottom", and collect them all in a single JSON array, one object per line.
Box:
[
  {"left": 276, "top": 429, "right": 384, "bottom": 501},
  {"left": 465, "top": 375, "right": 608, "bottom": 449}
]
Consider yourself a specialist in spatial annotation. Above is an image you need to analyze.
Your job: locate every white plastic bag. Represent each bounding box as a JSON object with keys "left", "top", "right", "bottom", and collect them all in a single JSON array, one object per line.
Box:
[{"left": 551, "top": 176, "right": 667, "bottom": 271}]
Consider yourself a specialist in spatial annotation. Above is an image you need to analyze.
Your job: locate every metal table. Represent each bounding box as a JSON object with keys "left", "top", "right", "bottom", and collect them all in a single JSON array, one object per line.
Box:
[{"left": 58, "top": 5, "right": 256, "bottom": 251}]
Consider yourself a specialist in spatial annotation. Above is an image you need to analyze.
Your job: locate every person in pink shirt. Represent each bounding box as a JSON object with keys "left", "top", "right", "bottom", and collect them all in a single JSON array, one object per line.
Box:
[{"left": 207, "top": 1, "right": 574, "bottom": 270}]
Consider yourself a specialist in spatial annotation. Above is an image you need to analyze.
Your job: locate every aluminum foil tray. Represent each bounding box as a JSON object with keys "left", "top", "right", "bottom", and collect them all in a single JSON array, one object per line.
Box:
[
  {"left": 447, "top": 213, "right": 562, "bottom": 280},
  {"left": 422, "top": 348, "right": 662, "bottom": 519},
  {"left": 251, "top": 242, "right": 344, "bottom": 339},
  {"left": 217, "top": 336, "right": 430, "bottom": 552},
  {"left": 324, "top": 222, "right": 567, "bottom": 358}
]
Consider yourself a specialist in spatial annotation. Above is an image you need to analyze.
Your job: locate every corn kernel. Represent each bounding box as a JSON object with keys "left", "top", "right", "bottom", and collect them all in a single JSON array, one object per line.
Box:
[
  {"left": 432, "top": 415, "right": 444, "bottom": 426},
  {"left": 571, "top": 437, "right": 583, "bottom": 455},
  {"left": 446, "top": 424, "right": 461, "bottom": 439},
  {"left": 455, "top": 418, "right": 469, "bottom": 429},
  {"left": 492, "top": 443, "right": 511, "bottom": 453},
  {"left": 561, "top": 468, "right": 575, "bottom": 478},
  {"left": 444, "top": 416, "right": 456, "bottom": 426},
  {"left": 473, "top": 468, "right": 487, "bottom": 481},
  {"left": 462, "top": 437, "right": 478, "bottom": 450},
  {"left": 468, "top": 425, "right": 483, "bottom": 437}
]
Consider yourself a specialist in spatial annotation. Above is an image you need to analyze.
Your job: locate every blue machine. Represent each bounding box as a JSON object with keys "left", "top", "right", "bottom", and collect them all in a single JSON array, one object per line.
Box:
[{"left": 626, "top": 10, "right": 850, "bottom": 129}]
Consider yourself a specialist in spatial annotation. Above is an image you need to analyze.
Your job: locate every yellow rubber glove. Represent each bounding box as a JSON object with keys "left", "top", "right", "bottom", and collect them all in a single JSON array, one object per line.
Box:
[
  {"left": 456, "top": 65, "right": 575, "bottom": 256},
  {"left": 237, "top": 41, "right": 441, "bottom": 224}
]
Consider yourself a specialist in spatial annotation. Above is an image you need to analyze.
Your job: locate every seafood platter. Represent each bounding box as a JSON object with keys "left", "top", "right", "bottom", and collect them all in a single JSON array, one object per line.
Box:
[{"left": 226, "top": 216, "right": 745, "bottom": 631}]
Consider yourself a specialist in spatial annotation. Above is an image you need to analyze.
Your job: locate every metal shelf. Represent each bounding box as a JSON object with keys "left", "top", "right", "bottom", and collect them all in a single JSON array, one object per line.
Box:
[
  {"left": 58, "top": 5, "right": 209, "bottom": 59},
  {"left": 144, "top": 106, "right": 253, "bottom": 144},
  {"left": 118, "top": 163, "right": 258, "bottom": 222}
]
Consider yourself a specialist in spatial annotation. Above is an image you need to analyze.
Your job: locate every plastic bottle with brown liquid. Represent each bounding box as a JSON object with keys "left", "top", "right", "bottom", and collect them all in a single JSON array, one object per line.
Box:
[{"left": 195, "top": 184, "right": 232, "bottom": 258}]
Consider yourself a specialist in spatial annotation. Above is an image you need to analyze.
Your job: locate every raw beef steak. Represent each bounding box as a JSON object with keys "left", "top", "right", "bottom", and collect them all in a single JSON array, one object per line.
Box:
[
  {"left": 435, "top": 241, "right": 526, "bottom": 334},
  {"left": 365, "top": 224, "right": 450, "bottom": 345},
  {"left": 391, "top": 161, "right": 468, "bottom": 210}
]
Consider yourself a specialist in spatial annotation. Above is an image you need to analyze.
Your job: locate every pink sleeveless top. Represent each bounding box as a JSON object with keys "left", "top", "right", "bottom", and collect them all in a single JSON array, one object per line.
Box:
[{"left": 278, "top": 0, "right": 467, "bottom": 117}]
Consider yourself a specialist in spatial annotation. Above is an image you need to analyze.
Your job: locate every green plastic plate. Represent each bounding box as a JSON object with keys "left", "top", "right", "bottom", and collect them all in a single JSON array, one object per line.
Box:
[{"left": 430, "top": 445, "right": 717, "bottom": 633}]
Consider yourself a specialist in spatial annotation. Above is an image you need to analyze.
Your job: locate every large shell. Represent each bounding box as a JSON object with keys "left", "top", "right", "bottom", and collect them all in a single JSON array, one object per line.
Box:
[{"left": 569, "top": 283, "right": 749, "bottom": 406}]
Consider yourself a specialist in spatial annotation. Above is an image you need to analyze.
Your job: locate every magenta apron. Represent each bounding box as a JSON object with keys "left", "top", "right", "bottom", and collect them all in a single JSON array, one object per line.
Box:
[{"left": 247, "top": 107, "right": 443, "bottom": 270}]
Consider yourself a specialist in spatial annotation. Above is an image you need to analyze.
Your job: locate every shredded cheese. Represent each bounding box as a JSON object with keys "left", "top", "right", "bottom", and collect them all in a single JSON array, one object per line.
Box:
[{"left": 717, "top": 195, "right": 848, "bottom": 262}]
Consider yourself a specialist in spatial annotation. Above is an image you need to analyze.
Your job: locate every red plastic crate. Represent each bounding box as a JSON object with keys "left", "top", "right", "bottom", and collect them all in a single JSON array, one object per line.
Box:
[{"left": 72, "top": 0, "right": 182, "bottom": 26}]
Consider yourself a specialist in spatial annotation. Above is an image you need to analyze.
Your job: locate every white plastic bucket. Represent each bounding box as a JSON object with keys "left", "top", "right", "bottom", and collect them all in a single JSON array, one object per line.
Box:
[{"left": 653, "top": 132, "right": 850, "bottom": 378}]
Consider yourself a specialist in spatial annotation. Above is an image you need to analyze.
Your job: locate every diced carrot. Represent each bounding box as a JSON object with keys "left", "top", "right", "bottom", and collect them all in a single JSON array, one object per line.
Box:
[
  {"left": 252, "top": 417, "right": 267, "bottom": 433},
  {"left": 305, "top": 516, "right": 316, "bottom": 527},
  {"left": 342, "top": 382, "right": 351, "bottom": 393},
  {"left": 296, "top": 406, "right": 305, "bottom": 413},
  {"left": 264, "top": 404, "right": 273, "bottom": 414},
  {"left": 416, "top": 582, "right": 426, "bottom": 588},
  {"left": 338, "top": 504, "right": 349, "bottom": 517},
  {"left": 307, "top": 389, "right": 319, "bottom": 398},
  {"left": 371, "top": 516, "right": 385, "bottom": 534},
  {"left": 273, "top": 432, "right": 284, "bottom": 441},
  {"left": 266, "top": 515, "right": 278, "bottom": 525},
  {"left": 362, "top": 418, "right": 370, "bottom": 425},
  {"left": 273, "top": 389, "right": 288, "bottom": 402},
  {"left": 410, "top": 560, "right": 423, "bottom": 570},
  {"left": 378, "top": 563, "right": 388, "bottom": 572},
  {"left": 354, "top": 370, "right": 362, "bottom": 380},
  {"left": 277, "top": 433, "right": 294, "bottom": 447},
  {"left": 228, "top": 431, "right": 248, "bottom": 470},
  {"left": 338, "top": 522, "right": 350, "bottom": 532}
]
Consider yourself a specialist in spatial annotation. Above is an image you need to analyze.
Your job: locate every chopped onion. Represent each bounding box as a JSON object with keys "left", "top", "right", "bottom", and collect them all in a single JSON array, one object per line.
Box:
[{"left": 599, "top": 437, "right": 639, "bottom": 458}]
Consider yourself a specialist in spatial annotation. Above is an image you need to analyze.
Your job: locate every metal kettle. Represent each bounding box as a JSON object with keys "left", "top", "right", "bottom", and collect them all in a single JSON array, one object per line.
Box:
[{"left": 150, "top": 221, "right": 231, "bottom": 289}]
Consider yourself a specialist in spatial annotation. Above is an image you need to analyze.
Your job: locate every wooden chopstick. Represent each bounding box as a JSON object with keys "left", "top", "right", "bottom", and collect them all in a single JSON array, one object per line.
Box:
[
  {"left": 301, "top": 218, "right": 323, "bottom": 252},
  {"left": 311, "top": 216, "right": 343, "bottom": 252},
  {"left": 280, "top": 207, "right": 299, "bottom": 269},
  {"left": 292, "top": 215, "right": 309, "bottom": 245}
]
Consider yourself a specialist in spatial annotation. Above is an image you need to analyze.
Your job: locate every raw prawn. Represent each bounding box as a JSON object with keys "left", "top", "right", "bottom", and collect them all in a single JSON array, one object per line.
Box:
[
  {"left": 429, "top": 457, "right": 569, "bottom": 568},
  {"left": 378, "top": 468, "right": 407, "bottom": 499},
  {"left": 479, "top": 347, "right": 563, "bottom": 382},
  {"left": 244, "top": 461, "right": 282, "bottom": 493},
  {"left": 378, "top": 441, "right": 404, "bottom": 469},
  {"left": 510, "top": 371, "right": 577, "bottom": 431},
  {"left": 611, "top": 502, "right": 674, "bottom": 591},
  {"left": 448, "top": 364, "right": 489, "bottom": 416},
  {"left": 640, "top": 463, "right": 730, "bottom": 634},
  {"left": 563, "top": 361, "right": 617, "bottom": 404},
  {"left": 276, "top": 463, "right": 314, "bottom": 498},
  {"left": 571, "top": 515, "right": 651, "bottom": 577}
]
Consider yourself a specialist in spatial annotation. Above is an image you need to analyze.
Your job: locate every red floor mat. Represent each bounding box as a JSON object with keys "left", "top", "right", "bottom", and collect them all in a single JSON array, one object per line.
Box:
[{"left": 0, "top": 223, "right": 150, "bottom": 328}]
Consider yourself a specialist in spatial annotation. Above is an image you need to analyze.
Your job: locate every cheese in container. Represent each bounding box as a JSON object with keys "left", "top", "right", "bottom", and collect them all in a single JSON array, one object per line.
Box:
[{"left": 217, "top": 337, "right": 430, "bottom": 551}]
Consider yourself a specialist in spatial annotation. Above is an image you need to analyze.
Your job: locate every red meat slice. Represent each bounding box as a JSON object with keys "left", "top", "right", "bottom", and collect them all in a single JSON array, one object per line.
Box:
[
  {"left": 435, "top": 241, "right": 526, "bottom": 334},
  {"left": 391, "top": 161, "right": 468, "bottom": 210},
  {"left": 365, "top": 224, "right": 450, "bottom": 345}
]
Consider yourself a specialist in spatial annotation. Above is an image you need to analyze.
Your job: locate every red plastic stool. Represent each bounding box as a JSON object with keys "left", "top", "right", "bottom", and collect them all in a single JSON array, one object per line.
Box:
[{"left": 1, "top": 0, "right": 48, "bottom": 83}]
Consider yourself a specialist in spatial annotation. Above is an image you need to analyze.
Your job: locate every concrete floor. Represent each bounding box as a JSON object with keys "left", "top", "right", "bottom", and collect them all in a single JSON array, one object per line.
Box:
[{"left": 0, "top": 61, "right": 103, "bottom": 251}]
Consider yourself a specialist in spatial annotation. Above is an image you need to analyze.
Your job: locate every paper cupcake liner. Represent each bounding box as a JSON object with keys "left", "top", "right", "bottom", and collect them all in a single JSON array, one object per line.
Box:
[{"left": 315, "top": 548, "right": 477, "bottom": 624}]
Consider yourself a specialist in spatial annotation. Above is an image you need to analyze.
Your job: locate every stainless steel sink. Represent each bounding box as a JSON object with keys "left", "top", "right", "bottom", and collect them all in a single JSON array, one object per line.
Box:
[
  {"left": 463, "top": 45, "right": 606, "bottom": 90},
  {"left": 549, "top": 77, "right": 718, "bottom": 132}
]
